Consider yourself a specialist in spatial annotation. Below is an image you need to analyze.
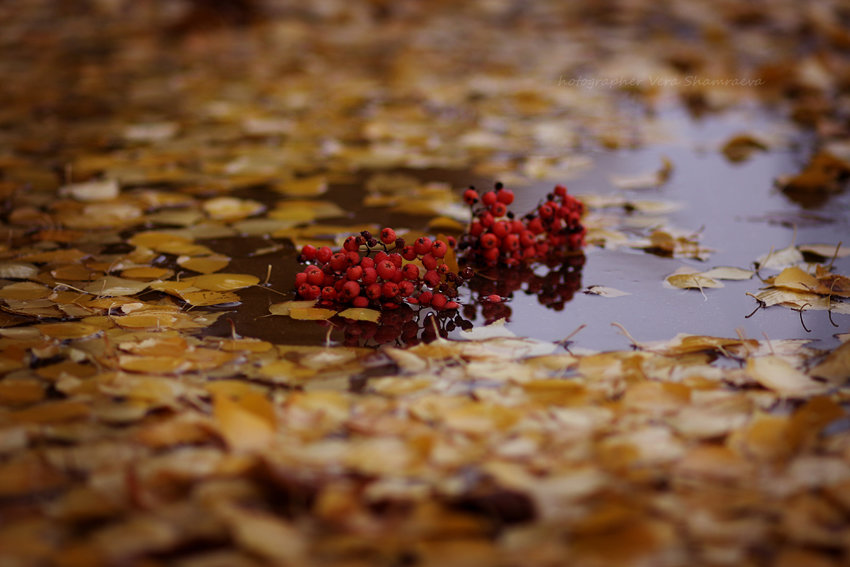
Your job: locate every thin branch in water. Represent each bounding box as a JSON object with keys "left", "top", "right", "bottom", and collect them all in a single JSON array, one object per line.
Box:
[
  {"left": 796, "top": 303, "right": 812, "bottom": 333},
  {"left": 828, "top": 241, "right": 842, "bottom": 269},
  {"left": 744, "top": 292, "right": 765, "bottom": 318},
  {"left": 557, "top": 323, "right": 586, "bottom": 349},
  {"left": 611, "top": 321, "right": 639, "bottom": 349},
  {"left": 263, "top": 264, "right": 272, "bottom": 286}
]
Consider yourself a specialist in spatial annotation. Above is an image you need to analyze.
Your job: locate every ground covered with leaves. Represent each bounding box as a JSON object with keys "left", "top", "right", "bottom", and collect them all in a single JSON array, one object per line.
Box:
[{"left": 2, "top": 1, "right": 850, "bottom": 566}]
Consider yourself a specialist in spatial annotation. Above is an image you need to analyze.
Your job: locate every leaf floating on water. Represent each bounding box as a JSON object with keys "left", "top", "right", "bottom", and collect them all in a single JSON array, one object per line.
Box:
[
  {"left": 273, "top": 175, "right": 328, "bottom": 197},
  {"left": 584, "top": 285, "right": 631, "bottom": 297},
  {"left": 59, "top": 179, "right": 120, "bottom": 202},
  {"left": 0, "top": 262, "right": 39, "bottom": 280},
  {"left": 610, "top": 156, "right": 673, "bottom": 190},
  {"left": 181, "top": 273, "right": 260, "bottom": 291},
  {"left": 202, "top": 196, "right": 266, "bottom": 221},
  {"left": 337, "top": 307, "right": 381, "bottom": 323},
  {"left": 176, "top": 254, "right": 231, "bottom": 274},
  {"left": 268, "top": 300, "right": 316, "bottom": 316},
  {"left": 179, "top": 290, "right": 242, "bottom": 307},
  {"left": 746, "top": 356, "right": 831, "bottom": 397},
  {"left": 721, "top": 133, "right": 768, "bottom": 162},
  {"left": 83, "top": 276, "right": 150, "bottom": 297},
  {"left": 213, "top": 393, "right": 276, "bottom": 452},
  {"left": 755, "top": 244, "right": 804, "bottom": 270},
  {"left": 36, "top": 322, "right": 102, "bottom": 340},
  {"left": 288, "top": 307, "right": 337, "bottom": 321},
  {"left": 701, "top": 266, "right": 755, "bottom": 280},
  {"left": 797, "top": 243, "right": 849, "bottom": 260},
  {"left": 0, "top": 281, "right": 52, "bottom": 300},
  {"left": 665, "top": 271, "right": 724, "bottom": 290}
]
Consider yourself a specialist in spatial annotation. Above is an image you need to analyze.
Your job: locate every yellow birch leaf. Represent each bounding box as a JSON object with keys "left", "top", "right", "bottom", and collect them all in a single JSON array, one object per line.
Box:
[
  {"left": 701, "top": 266, "right": 755, "bottom": 280},
  {"left": 83, "top": 276, "right": 149, "bottom": 296},
  {"left": 665, "top": 272, "right": 723, "bottom": 289},
  {"left": 809, "top": 341, "right": 850, "bottom": 382},
  {"left": 179, "top": 290, "right": 242, "bottom": 306},
  {"left": 120, "top": 266, "right": 173, "bottom": 280},
  {"left": 337, "top": 307, "right": 381, "bottom": 323},
  {"left": 273, "top": 175, "right": 328, "bottom": 197},
  {"left": 203, "top": 196, "right": 265, "bottom": 221},
  {"left": 288, "top": 307, "right": 337, "bottom": 321},
  {"left": 0, "top": 281, "right": 52, "bottom": 300},
  {"left": 772, "top": 266, "right": 820, "bottom": 292},
  {"left": 0, "top": 380, "right": 46, "bottom": 406},
  {"left": 269, "top": 300, "right": 316, "bottom": 316},
  {"left": 213, "top": 393, "right": 276, "bottom": 452},
  {"left": 176, "top": 254, "right": 230, "bottom": 274},
  {"left": 36, "top": 322, "right": 102, "bottom": 340},
  {"left": 182, "top": 273, "right": 259, "bottom": 291},
  {"left": 746, "top": 356, "right": 830, "bottom": 397}
]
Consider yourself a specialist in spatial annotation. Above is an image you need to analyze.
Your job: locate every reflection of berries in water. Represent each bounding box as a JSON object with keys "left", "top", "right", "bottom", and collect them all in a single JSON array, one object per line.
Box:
[{"left": 464, "top": 254, "right": 585, "bottom": 325}]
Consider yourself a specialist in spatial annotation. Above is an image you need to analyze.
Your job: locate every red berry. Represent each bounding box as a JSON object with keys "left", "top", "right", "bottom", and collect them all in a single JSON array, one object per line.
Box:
[
  {"left": 492, "top": 221, "right": 509, "bottom": 239},
  {"left": 539, "top": 203, "right": 555, "bottom": 218},
  {"left": 480, "top": 233, "right": 499, "bottom": 249},
  {"left": 321, "top": 286, "right": 337, "bottom": 301},
  {"left": 341, "top": 280, "right": 360, "bottom": 300},
  {"left": 485, "top": 294, "right": 502, "bottom": 303},
  {"left": 388, "top": 253, "right": 403, "bottom": 268},
  {"left": 295, "top": 272, "right": 308, "bottom": 287},
  {"left": 376, "top": 260, "right": 397, "bottom": 281},
  {"left": 422, "top": 253, "right": 438, "bottom": 270},
  {"left": 430, "top": 240, "right": 447, "bottom": 258},
  {"left": 402, "top": 245, "right": 417, "bottom": 261},
  {"left": 480, "top": 212, "right": 494, "bottom": 227},
  {"left": 483, "top": 246, "right": 500, "bottom": 264},
  {"left": 481, "top": 191, "right": 497, "bottom": 206},
  {"left": 382, "top": 281, "right": 400, "bottom": 299},
  {"left": 469, "top": 221, "right": 484, "bottom": 237},
  {"left": 346, "top": 251, "right": 360, "bottom": 265},
  {"left": 402, "top": 263, "right": 420, "bottom": 280},
  {"left": 419, "top": 290, "right": 433, "bottom": 305},
  {"left": 491, "top": 202, "right": 507, "bottom": 217},
  {"left": 380, "top": 227, "right": 396, "bottom": 245},
  {"left": 554, "top": 184, "right": 567, "bottom": 198},
  {"left": 301, "top": 244, "right": 317, "bottom": 261},
  {"left": 503, "top": 233, "right": 520, "bottom": 251},
  {"left": 520, "top": 230, "right": 536, "bottom": 248},
  {"left": 346, "top": 265, "right": 363, "bottom": 281},
  {"left": 374, "top": 251, "right": 388, "bottom": 264},
  {"left": 423, "top": 270, "right": 441, "bottom": 287},
  {"left": 305, "top": 265, "right": 324, "bottom": 285},
  {"left": 316, "top": 246, "right": 333, "bottom": 263},
  {"left": 444, "top": 301, "right": 459, "bottom": 310},
  {"left": 463, "top": 188, "right": 479, "bottom": 205},
  {"left": 431, "top": 293, "right": 447, "bottom": 310},
  {"left": 330, "top": 253, "right": 348, "bottom": 272},
  {"left": 399, "top": 280, "right": 415, "bottom": 296},
  {"left": 413, "top": 237, "right": 433, "bottom": 256},
  {"left": 366, "top": 283, "right": 383, "bottom": 300},
  {"left": 362, "top": 267, "right": 378, "bottom": 284},
  {"left": 343, "top": 236, "right": 359, "bottom": 252},
  {"left": 497, "top": 189, "right": 514, "bottom": 205},
  {"left": 360, "top": 257, "right": 375, "bottom": 269},
  {"left": 528, "top": 217, "right": 544, "bottom": 234},
  {"left": 352, "top": 296, "right": 369, "bottom": 308}
]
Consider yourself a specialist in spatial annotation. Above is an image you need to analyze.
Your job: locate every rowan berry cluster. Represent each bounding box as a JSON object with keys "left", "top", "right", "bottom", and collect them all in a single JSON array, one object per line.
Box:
[
  {"left": 294, "top": 228, "right": 473, "bottom": 311},
  {"left": 458, "top": 182, "right": 586, "bottom": 267}
]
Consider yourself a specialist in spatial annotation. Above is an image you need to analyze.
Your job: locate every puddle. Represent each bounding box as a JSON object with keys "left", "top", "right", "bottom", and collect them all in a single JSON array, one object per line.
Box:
[{"left": 193, "top": 104, "right": 849, "bottom": 351}]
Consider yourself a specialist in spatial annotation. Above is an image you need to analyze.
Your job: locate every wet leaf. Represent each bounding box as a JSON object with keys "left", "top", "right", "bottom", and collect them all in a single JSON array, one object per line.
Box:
[
  {"left": 584, "top": 285, "right": 631, "bottom": 297},
  {"left": 182, "top": 273, "right": 260, "bottom": 291},
  {"left": 337, "top": 307, "right": 381, "bottom": 323},
  {"left": 83, "top": 276, "right": 150, "bottom": 297}
]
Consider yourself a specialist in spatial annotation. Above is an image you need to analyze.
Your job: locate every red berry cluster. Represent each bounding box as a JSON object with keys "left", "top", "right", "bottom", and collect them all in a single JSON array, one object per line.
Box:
[
  {"left": 458, "top": 183, "right": 586, "bottom": 267},
  {"left": 294, "top": 229, "right": 473, "bottom": 311}
]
